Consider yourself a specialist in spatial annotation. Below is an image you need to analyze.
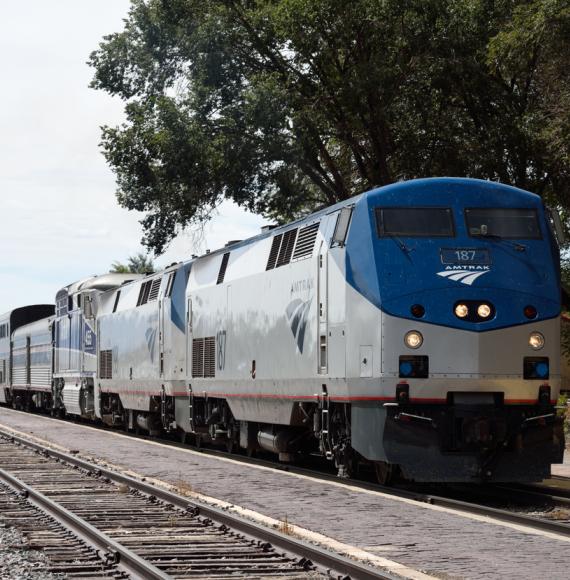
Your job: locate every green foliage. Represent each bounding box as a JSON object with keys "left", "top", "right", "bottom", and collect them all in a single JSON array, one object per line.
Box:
[
  {"left": 90, "top": 0, "right": 570, "bottom": 254},
  {"left": 110, "top": 252, "right": 155, "bottom": 274},
  {"left": 488, "top": 0, "right": 570, "bottom": 207}
]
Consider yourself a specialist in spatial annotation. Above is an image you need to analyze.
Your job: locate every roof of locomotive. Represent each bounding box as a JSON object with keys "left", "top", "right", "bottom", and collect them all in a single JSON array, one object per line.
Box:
[
  {"left": 57, "top": 273, "right": 146, "bottom": 296},
  {"left": 191, "top": 177, "right": 542, "bottom": 261}
]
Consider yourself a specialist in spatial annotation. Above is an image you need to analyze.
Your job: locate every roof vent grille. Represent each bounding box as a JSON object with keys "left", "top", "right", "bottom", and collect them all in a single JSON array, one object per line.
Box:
[
  {"left": 148, "top": 278, "right": 162, "bottom": 302},
  {"left": 276, "top": 229, "right": 298, "bottom": 267},
  {"left": 266, "top": 234, "right": 283, "bottom": 270},
  {"left": 292, "top": 222, "right": 320, "bottom": 260}
]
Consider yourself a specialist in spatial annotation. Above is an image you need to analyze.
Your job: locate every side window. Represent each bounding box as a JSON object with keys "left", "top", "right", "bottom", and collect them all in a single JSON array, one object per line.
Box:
[
  {"left": 331, "top": 208, "right": 353, "bottom": 247},
  {"left": 166, "top": 271, "right": 177, "bottom": 297},
  {"left": 112, "top": 291, "right": 121, "bottom": 313}
]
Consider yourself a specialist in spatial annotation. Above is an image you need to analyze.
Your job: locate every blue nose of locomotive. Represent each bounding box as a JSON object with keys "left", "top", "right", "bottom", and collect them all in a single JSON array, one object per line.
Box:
[{"left": 345, "top": 178, "right": 560, "bottom": 330}]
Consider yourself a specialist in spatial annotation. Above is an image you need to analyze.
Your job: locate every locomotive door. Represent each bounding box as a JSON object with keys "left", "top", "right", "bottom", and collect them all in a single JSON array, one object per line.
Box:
[
  {"left": 317, "top": 242, "right": 328, "bottom": 374},
  {"left": 158, "top": 298, "right": 164, "bottom": 376},
  {"left": 186, "top": 297, "right": 193, "bottom": 377}
]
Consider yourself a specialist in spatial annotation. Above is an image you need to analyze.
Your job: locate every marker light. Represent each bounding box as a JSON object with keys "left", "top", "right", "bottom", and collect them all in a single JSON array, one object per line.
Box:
[
  {"left": 529, "top": 332, "right": 545, "bottom": 350},
  {"left": 524, "top": 305, "right": 537, "bottom": 319},
  {"left": 535, "top": 362, "right": 549, "bottom": 378},
  {"left": 404, "top": 331, "right": 423, "bottom": 349},
  {"left": 411, "top": 304, "right": 425, "bottom": 318},
  {"left": 477, "top": 304, "right": 492, "bottom": 319},
  {"left": 455, "top": 304, "right": 469, "bottom": 318},
  {"left": 399, "top": 361, "right": 413, "bottom": 376}
]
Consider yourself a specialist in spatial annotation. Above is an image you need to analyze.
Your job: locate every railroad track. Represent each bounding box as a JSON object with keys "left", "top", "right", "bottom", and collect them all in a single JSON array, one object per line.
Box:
[
  {"left": 119, "top": 429, "right": 570, "bottom": 536},
  {"left": 91, "top": 427, "right": 570, "bottom": 536},
  {"left": 0, "top": 430, "right": 394, "bottom": 580},
  {"left": 0, "top": 481, "right": 126, "bottom": 578},
  {"left": 2, "top": 409, "right": 570, "bottom": 548}
]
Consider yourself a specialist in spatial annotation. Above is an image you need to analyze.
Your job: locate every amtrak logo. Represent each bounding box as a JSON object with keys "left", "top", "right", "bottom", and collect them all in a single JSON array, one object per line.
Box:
[
  {"left": 286, "top": 298, "right": 312, "bottom": 353},
  {"left": 437, "top": 266, "right": 490, "bottom": 286},
  {"left": 145, "top": 327, "right": 157, "bottom": 361}
]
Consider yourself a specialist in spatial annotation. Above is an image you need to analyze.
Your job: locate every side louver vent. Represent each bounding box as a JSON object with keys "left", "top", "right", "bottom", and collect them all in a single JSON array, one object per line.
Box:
[
  {"left": 148, "top": 278, "right": 162, "bottom": 302},
  {"left": 137, "top": 280, "right": 152, "bottom": 306},
  {"left": 204, "top": 336, "right": 216, "bottom": 377},
  {"left": 99, "top": 350, "right": 113, "bottom": 379},
  {"left": 292, "top": 222, "right": 319, "bottom": 260},
  {"left": 192, "top": 337, "right": 216, "bottom": 378},
  {"left": 267, "top": 229, "right": 299, "bottom": 270},
  {"left": 217, "top": 252, "right": 230, "bottom": 285},
  {"left": 266, "top": 234, "right": 282, "bottom": 270},
  {"left": 276, "top": 229, "right": 298, "bottom": 267},
  {"left": 192, "top": 339, "right": 204, "bottom": 378}
]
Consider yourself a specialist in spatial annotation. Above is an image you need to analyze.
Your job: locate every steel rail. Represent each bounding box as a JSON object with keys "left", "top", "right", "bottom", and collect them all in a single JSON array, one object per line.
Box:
[
  {"left": 3, "top": 416, "right": 570, "bottom": 540},
  {"left": 491, "top": 482, "right": 570, "bottom": 508},
  {"left": 0, "top": 429, "right": 396, "bottom": 580},
  {"left": 104, "top": 421, "right": 570, "bottom": 524},
  {"left": 0, "top": 467, "right": 171, "bottom": 580},
  {"left": 3, "top": 412, "right": 570, "bottom": 542}
]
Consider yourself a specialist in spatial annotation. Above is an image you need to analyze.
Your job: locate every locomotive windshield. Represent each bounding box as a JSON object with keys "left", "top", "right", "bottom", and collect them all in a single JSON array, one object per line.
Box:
[
  {"left": 465, "top": 208, "right": 541, "bottom": 239},
  {"left": 375, "top": 207, "right": 454, "bottom": 237}
]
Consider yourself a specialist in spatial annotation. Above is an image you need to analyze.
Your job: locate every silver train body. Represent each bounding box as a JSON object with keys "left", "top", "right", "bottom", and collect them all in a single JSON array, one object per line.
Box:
[
  {"left": 1, "top": 179, "right": 565, "bottom": 482},
  {"left": 0, "top": 305, "right": 55, "bottom": 406},
  {"left": 52, "top": 273, "right": 142, "bottom": 416}
]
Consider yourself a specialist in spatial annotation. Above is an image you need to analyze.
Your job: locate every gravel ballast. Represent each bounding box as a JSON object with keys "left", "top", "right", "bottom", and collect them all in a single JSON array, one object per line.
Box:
[{"left": 0, "top": 511, "right": 64, "bottom": 580}]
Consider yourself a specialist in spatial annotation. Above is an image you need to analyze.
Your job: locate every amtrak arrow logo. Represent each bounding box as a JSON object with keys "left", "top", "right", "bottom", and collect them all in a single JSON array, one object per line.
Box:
[
  {"left": 145, "top": 327, "right": 157, "bottom": 362},
  {"left": 286, "top": 297, "right": 312, "bottom": 353},
  {"left": 437, "top": 269, "right": 490, "bottom": 286}
]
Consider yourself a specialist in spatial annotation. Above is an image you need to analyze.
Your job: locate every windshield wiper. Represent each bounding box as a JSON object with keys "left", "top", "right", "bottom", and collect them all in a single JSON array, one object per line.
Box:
[
  {"left": 472, "top": 232, "right": 527, "bottom": 252},
  {"left": 388, "top": 234, "right": 413, "bottom": 255}
]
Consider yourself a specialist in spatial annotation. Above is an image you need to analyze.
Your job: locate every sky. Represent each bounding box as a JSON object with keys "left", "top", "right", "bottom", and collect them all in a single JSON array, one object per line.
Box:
[{"left": 0, "top": 0, "right": 267, "bottom": 312}]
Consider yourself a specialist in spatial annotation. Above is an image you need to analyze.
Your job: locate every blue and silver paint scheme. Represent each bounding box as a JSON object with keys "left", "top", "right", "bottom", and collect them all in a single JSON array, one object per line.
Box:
[
  {"left": 184, "top": 177, "right": 563, "bottom": 481},
  {"left": 2, "top": 177, "right": 560, "bottom": 483},
  {"left": 96, "top": 262, "right": 190, "bottom": 427},
  {"left": 53, "top": 273, "right": 142, "bottom": 417},
  {"left": 344, "top": 178, "right": 563, "bottom": 481}
]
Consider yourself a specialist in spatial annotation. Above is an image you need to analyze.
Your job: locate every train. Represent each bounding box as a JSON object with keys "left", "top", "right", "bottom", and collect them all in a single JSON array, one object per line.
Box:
[{"left": 0, "top": 177, "right": 566, "bottom": 484}]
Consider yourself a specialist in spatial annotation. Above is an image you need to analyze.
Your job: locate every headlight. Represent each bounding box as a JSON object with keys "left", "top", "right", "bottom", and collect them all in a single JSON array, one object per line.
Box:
[
  {"left": 455, "top": 304, "right": 469, "bottom": 318},
  {"left": 404, "top": 331, "right": 423, "bottom": 349},
  {"left": 477, "top": 304, "right": 491, "bottom": 318},
  {"left": 529, "top": 332, "right": 545, "bottom": 350}
]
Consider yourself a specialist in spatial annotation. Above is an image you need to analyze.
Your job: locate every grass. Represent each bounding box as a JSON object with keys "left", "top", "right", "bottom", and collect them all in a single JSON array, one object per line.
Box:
[
  {"left": 173, "top": 477, "right": 194, "bottom": 496},
  {"left": 277, "top": 515, "right": 293, "bottom": 535},
  {"left": 557, "top": 394, "right": 570, "bottom": 440}
]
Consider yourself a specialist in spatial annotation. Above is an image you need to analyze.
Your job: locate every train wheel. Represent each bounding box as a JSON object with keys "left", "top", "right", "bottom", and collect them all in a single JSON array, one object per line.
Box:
[{"left": 375, "top": 461, "right": 395, "bottom": 486}]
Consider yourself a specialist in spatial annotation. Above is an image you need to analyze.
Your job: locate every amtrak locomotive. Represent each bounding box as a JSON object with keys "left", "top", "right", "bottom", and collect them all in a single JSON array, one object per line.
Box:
[{"left": 0, "top": 178, "right": 565, "bottom": 483}]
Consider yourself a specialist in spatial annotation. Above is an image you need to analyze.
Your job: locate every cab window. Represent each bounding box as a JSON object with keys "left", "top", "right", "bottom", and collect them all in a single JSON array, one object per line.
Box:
[
  {"left": 465, "top": 208, "right": 541, "bottom": 239},
  {"left": 376, "top": 207, "right": 455, "bottom": 237}
]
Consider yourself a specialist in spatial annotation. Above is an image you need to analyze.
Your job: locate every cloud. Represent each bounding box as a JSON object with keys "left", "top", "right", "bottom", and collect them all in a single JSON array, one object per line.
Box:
[{"left": 0, "top": 1, "right": 268, "bottom": 311}]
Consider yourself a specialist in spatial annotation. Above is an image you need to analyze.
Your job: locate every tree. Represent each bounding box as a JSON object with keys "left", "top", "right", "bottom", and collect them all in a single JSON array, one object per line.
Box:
[
  {"left": 110, "top": 253, "right": 155, "bottom": 274},
  {"left": 90, "top": 0, "right": 570, "bottom": 254},
  {"left": 488, "top": 0, "right": 570, "bottom": 210}
]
